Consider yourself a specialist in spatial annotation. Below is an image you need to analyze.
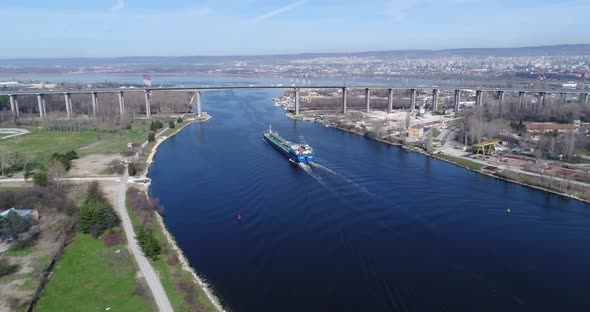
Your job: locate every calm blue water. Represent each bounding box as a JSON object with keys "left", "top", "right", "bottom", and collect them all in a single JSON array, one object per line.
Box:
[{"left": 148, "top": 88, "right": 590, "bottom": 312}]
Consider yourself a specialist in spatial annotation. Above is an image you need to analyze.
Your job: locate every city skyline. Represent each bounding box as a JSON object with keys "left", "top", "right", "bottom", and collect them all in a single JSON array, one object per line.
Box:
[{"left": 1, "top": 0, "right": 589, "bottom": 58}]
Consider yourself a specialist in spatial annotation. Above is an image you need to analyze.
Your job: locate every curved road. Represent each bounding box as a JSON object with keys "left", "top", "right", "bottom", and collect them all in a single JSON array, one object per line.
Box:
[{"left": 116, "top": 172, "right": 174, "bottom": 312}]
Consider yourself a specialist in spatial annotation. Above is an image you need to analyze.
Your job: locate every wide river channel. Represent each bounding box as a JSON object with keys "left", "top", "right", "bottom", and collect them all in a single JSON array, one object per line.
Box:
[
  {"left": 143, "top": 79, "right": 590, "bottom": 312},
  {"left": 15, "top": 74, "right": 590, "bottom": 311}
]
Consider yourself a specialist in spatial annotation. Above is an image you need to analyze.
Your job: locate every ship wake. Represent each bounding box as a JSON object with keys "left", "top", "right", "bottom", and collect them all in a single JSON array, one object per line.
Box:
[{"left": 303, "top": 162, "right": 376, "bottom": 198}]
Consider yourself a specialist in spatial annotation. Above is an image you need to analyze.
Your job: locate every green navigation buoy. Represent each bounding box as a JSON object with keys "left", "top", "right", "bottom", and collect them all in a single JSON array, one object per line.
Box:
[{"left": 506, "top": 208, "right": 511, "bottom": 213}]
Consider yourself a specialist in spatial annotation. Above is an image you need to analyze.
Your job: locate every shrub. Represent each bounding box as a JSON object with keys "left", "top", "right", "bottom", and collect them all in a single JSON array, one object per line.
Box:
[
  {"left": 176, "top": 117, "right": 183, "bottom": 123},
  {"left": 50, "top": 153, "right": 72, "bottom": 171},
  {"left": 154, "top": 120, "right": 163, "bottom": 129},
  {"left": 101, "top": 230, "right": 124, "bottom": 247},
  {"left": 168, "top": 120, "right": 175, "bottom": 129},
  {"left": 128, "top": 163, "right": 137, "bottom": 176},
  {"left": 32, "top": 172, "right": 49, "bottom": 187},
  {"left": 64, "top": 150, "right": 79, "bottom": 160},
  {"left": 0, "top": 258, "right": 19, "bottom": 278}
]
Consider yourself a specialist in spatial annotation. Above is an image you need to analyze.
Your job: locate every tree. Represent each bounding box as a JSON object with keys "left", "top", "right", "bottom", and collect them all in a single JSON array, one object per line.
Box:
[
  {"left": 148, "top": 132, "right": 156, "bottom": 143},
  {"left": 154, "top": 120, "right": 163, "bottom": 129},
  {"left": 32, "top": 172, "right": 49, "bottom": 187},
  {"left": 176, "top": 117, "right": 183, "bottom": 123},
  {"left": 46, "top": 160, "right": 67, "bottom": 189},
  {"left": 168, "top": 120, "right": 175, "bottom": 129},
  {"left": 136, "top": 226, "right": 161, "bottom": 261},
  {"left": 128, "top": 163, "right": 137, "bottom": 176}
]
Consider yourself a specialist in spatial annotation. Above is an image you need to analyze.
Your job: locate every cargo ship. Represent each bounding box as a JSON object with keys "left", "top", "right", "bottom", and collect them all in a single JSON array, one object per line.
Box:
[{"left": 263, "top": 126, "right": 314, "bottom": 163}]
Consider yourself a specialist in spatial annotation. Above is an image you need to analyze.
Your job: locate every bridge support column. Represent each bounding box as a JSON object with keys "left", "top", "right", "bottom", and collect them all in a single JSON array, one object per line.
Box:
[
  {"left": 387, "top": 88, "right": 393, "bottom": 113},
  {"left": 432, "top": 89, "right": 439, "bottom": 112},
  {"left": 579, "top": 93, "right": 588, "bottom": 105},
  {"left": 196, "top": 91, "right": 202, "bottom": 117},
  {"left": 341, "top": 87, "right": 347, "bottom": 114},
  {"left": 294, "top": 88, "right": 300, "bottom": 115},
  {"left": 9, "top": 94, "right": 19, "bottom": 119},
  {"left": 64, "top": 93, "right": 72, "bottom": 119},
  {"left": 365, "top": 88, "right": 370, "bottom": 113},
  {"left": 475, "top": 90, "right": 482, "bottom": 106},
  {"left": 410, "top": 88, "right": 416, "bottom": 112},
  {"left": 118, "top": 91, "right": 125, "bottom": 116},
  {"left": 454, "top": 90, "right": 461, "bottom": 112},
  {"left": 560, "top": 92, "right": 566, "bottom": 105},
  {"left": 538, "top": 92, "right": 546, "bottom": 109},
  {"left": 518, "top": 91, "right": 526, "bottom": 112},
  {"left": 498, "top": 91, "right": 504, "bottom": 115},
  {"left": 91, "top": 92, "right": 98, "bottom": 118},
  {"left": 144, "top": 91, "right": 151, "bottom": 118},
  {"left": 36, "top": 94, "right": 44, "bottom": 119}
]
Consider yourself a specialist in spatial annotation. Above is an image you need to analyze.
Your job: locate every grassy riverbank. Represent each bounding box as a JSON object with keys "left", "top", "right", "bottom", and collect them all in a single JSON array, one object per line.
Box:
[{"left": 35, "top": 233, "right": 155, "bottom": 312}]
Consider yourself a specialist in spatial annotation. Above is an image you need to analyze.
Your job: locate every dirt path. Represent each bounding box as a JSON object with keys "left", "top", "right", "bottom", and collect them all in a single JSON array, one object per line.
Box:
[{"left": 115, "top": 172, "right": 174, "bottom": 312}]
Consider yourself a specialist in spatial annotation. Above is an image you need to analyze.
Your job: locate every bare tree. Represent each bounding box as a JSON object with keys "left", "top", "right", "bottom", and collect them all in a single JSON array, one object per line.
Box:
[{"left": 46, "top": 160, "right": 67, "bottom": 189}]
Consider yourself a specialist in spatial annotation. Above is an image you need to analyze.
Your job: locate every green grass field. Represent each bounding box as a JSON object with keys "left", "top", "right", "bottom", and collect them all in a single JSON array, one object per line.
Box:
[
  {"left": 0, "top": 120, "right": 152, "bottom": 164},
  {"left": 35, "top": 234, "right": 155, "bottom": 312},
  {"left": 436, "top": 153, "right": 484, "bottom": 171}
]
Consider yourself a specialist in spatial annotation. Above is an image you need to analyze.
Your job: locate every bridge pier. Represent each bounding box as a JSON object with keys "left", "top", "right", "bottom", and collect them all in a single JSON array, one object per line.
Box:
[
  {"left": 410, "top": 88, "right": 416, "bottom": 112},
  {"left": 387, "top": 88, "right": 393, "bottom": 113},
  {"left": 454, "top": 90, "right": 461, "bottom": 112},
  {"left": 475, "top": 90, "right": 483, "bottom": 106},
  {"left": 560, "top": 92, "right": 566, "bottom": 105},
  {"left": 196, "top": 91, "right": 202, "bottom": 117},
  {"left": 580, "top": 93, "right": 588, "bottom": 105},
  {"left": 91, "top": 92, "right": 98, "bottom": 117},
  {"left": 538, "top": 92, "right": 546, "bottom": 109},
  {"left": 498, "top": 91, "right": 504, "bottom": 115},
  {"left": 432, "top": 89, "right": 439, "bottom": 112},
  {"left": 518, "top": 91, "right": 526, "bottom": 112},
  {"left": 341, "top": 87, "right": 347, "bottom": 114},
  {"left": 36, "top": 94, "right": 45, "bottom": 119},
  {"left": 365, "top": 88, "right": 371, "bottom": 113},
  {"left": 144, "top": 91, "right": 151, "bottom": 118},
  {"left": 63, "top": 93, "right": 72, "bottom": 119},
  {"left": 9, "top": 94, "right": 19, "bottom": 119},
  {"left": 294, "top": 88, "right": 300, "bottom": 115},
  {"left": 118, "top": 91, "right": 125, "bottom": 116}
]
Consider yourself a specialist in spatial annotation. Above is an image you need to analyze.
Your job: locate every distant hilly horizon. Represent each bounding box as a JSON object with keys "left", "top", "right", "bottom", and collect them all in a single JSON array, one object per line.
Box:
[{"left": 1, "top": 44, "right": 589, "bottom": 66}]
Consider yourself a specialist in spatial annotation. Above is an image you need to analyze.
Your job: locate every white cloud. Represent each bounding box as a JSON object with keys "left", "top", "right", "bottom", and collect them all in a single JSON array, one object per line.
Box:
[
  {"left": 111, "top": 0, "right": 125, "bottom": 13},
  {"left": 252, "top": 0, "right": 307, "bottom": 22}
]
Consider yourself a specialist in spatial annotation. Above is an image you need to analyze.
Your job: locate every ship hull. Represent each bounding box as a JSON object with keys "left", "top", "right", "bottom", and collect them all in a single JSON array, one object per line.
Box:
[{"left": 263, "top": 134, "right": 314, "bottom": 163}]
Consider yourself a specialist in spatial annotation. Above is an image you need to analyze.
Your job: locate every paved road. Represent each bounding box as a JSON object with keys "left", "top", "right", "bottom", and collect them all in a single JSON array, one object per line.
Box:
[
  {"left": 116, "top": 172, "right": 174, "bottom": 312},
  {"left": 0, "top": 128, "right": 30, "bottom": 140},
  {"left": 0, "top": 176, "right": 122, "bottom": 183}
]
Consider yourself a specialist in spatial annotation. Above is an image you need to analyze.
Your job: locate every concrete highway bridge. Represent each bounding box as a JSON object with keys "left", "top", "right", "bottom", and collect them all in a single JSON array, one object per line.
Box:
[{"left": 1, "top": 86, "right": 588, "bottom": 121}]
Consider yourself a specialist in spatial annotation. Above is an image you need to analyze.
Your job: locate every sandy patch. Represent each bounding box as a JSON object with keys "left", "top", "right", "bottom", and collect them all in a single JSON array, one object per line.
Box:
[{"left": 70, "top": 154, "right": 122, "bottom": 176}]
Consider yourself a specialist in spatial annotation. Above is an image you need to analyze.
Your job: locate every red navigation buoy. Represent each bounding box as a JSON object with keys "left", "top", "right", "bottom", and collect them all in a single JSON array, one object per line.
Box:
[{"left": 237, "top": 214, "right": 242, "bottom": 221}]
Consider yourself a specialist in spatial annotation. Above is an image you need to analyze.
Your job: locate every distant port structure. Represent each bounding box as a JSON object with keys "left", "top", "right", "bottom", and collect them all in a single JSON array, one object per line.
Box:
[{"left": 1, "top": 86, "right": 588, "bottom": 122}]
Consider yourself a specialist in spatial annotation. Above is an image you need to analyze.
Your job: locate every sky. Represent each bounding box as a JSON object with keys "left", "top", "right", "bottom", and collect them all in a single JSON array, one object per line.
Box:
[{"left": 0, "top": 0, "right": 589, "bottom": 58}]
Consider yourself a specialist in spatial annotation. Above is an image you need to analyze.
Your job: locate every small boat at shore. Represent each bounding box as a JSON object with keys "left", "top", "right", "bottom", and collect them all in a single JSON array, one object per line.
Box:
[{"left": 263, "top": 126, "right": 314, "bottom": 163}]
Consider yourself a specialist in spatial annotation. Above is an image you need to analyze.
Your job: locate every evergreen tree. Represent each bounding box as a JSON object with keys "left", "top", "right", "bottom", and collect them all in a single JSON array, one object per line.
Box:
[
  {"left": 32, "top": 172, "right": 49, "bottom": 187},
  {"left": 148, "top": 132, "right": 156, "bottom": 143}
]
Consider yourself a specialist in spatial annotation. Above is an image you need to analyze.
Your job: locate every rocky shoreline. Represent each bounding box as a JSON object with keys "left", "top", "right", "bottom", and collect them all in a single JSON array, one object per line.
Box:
[{"left": 286, "top": 111, "right": 590, "bottom": 205}]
